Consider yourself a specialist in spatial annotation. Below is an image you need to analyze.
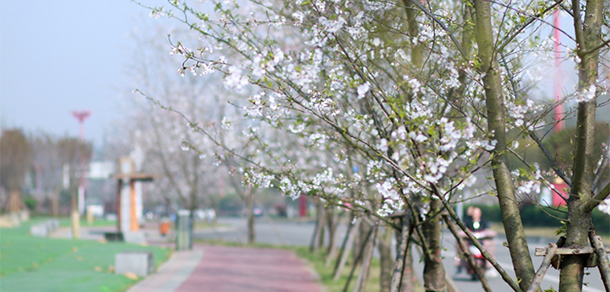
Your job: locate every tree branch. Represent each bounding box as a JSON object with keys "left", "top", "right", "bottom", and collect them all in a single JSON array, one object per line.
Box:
[
  {"left": 585, "top": 181, "right": 610, "bottom": 212},
  {"left": 528, "top": 132, "right": 573, "bottom": 187},
  {"left": 404, "top": 0, "right": 468, "bottom": 60}
]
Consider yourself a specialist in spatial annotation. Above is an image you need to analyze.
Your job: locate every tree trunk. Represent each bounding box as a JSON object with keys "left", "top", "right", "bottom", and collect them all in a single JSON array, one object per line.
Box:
[
  {"left": 344, "top": 223, "right": 375, "bottom": 292},
  {"left": 379, "top": 225, "right": 393, "bottom": 292},
  {"left": 310, "top": 203, "right": 320, "bottom": 252},
  {"left": 355, "top": 219, "right": 371, "bottom": 259},
  {"left": 402, "top": 0, "right": 423, "bottom": 71},
  {"left": 472, "top": 0, "right": 536, "bottom": 289},
  {"left": 9, "top": 191, "right": 21, "bottom": 213},
  {"left": 390, "top": 217, "right": 408, "bottom": 292},
  {"left": 326, "top": 210, "right": 341, "bottom": 267},
  {"left": 559, "top": 0, "right": 603, "bottom": 289},
  {"left": 317, "top": 203, "right": 326, "bottom": 252},
  {"left": 422, "top": 199, "right": 446, "bottom": 292},
  {"left": 334, "top": 217, "right": 360, "bottom": 281},
  {"left": 310, "top": 198, "right": 325, "bottom": 254},
  {"left": 326, "top": 207, "right": 337, "bottom": 255},
  {"left": 402, "top": 245, "right": 418, "bottom": 292},
  {"left": 247, "top": 190, "right": 255, "bottom": 244},
  {"left": 52, "top": 190, "right": 59, "bottom": 218},
  {"left": 189, "top": 168, "right": 198, "bottom": 250},
  {"left": 354, "top": 225, "right": 378, "bottom": 292},
  {"left": 70, "top": 187, "right": 80, "bottom": 239},
  {"left": 188, "top": 189, "right": 196, "bottom": 250},
  {"left": 390, "top": 214, "right": 418, "bottom": 292}
]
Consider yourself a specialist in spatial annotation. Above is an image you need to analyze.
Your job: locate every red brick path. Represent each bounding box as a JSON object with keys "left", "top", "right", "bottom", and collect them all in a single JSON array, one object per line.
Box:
[{"left": 176, "top": 245, "right": 322, "bottom": 292}]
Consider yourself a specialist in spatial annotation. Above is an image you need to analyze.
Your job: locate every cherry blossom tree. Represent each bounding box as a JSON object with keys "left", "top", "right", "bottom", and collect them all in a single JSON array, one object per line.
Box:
[
  {"left": 122, "top": 25, "right": 225, "bottom": 220},
  {"left": 123, "top": 23, "right": 282, "bottom": 244},
  {"left": 555, "top": 0, "right": 608, "bottom": 288},
  {"left": 133, "top": 0, "right": 610, "bottom": 291}
]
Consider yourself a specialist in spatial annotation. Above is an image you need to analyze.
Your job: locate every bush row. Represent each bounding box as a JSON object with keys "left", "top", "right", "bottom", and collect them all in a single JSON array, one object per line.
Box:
[{"left": 460, "top": 203, "right": 610, "bottom": 235}]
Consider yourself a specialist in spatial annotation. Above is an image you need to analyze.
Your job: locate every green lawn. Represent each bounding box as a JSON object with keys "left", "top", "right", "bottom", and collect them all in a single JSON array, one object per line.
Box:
[
  {"left": 193, "top": 221, "right": 231, "bottom": 230},
  {"left": 0, "top": 219, "right": 171, "bottom": 292}
]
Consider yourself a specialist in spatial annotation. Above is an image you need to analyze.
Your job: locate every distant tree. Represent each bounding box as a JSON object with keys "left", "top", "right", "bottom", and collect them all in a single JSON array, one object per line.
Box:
[
  {"left": 30, "top": 132, "right": 64, "bottom": 215},
  {"left": 123, "top": 21, "right": 283, "bottom": 244},
  {"left": 56, "top": 137, "right": 92, "bottom": 214},
  {"left": 509, "top": 123, "right": 610, "bottom": 192},
  {"left": 0, "top": 129, "right": 33, "bottom": 213},
  {"left": 544, "top": 123, "right": 609, "bottom": 186}
]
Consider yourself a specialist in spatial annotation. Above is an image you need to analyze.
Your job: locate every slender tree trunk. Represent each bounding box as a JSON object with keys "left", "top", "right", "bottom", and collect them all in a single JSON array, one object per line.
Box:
[
  {"left": 390, "top": 214, "right": 418, "bottom": 292},
  {"left": 326, "top": 210, "right": 341, "bottom": 267},
  {"left": 189, "top": 162, "right": 198, "bottom": 250},
  {"left": 443, "top": 214, "right": 491, "bottom": 292},
  {"left": 560, "top": 204, "right": 592, "bottom": 291},
  {"left": 310, "top": 204, "right": 320, "bottom": 252},
  {"left": 188, "top": 208, "right": 195, "bottom": 250},
  {"left": 402, "top": 2, "right": 445, "bottom": 289},
  {"left": 247, "top": 190, "right": 255, "bottom": 244},
  {"left": 354, "top": 225, "right": 378, "bottom": 292},
  {"left": 70, "top": 186, "right": 80, "bottom": 239},
  {"left": 456, "top": 4, "right": 473, "bottom": 104},
  {"left": 355, "top": 219, "right": 371, "bottom": 259},
  {"left": 422, "top": 200, "right": 446, "bottom": 292},
  {"left": 402, "top": 245, "right": 418, "bottom": 292},
  {"left": 560, "top": 0, "right": 603, "bottom": 289},
  {"left": 391, "top": 215, "right": 409, "bottom": 292},
  {"left": 317, "top": 204, "right": 326, "bottom": 252},
  {"left": 52, "top": 190, "right": 59, "bottom": 218},
  {"left": 473, "top": 0, "right": 536, "bottom": 289},
  {"left": 326, "top": 208, "right": 337, "bottom": 255},
  {"left": 188, "top": 191, "right": 196, "bottom": 250},
  {"left": 9, "top": 191, "right": 21, "bottom": 213},
  {"left": 310, "top": 197, "right": 325, "bottom": 253},
  {"left": 379, "top": 225, "right": 393, "bottom": 292},
  {"left": 344, "top": 224, "right": 375, "bottom": 292},
  {"left": 402, "top": 0, "right": 423, "bottom": 71},
  {"left": 334, "top": 217, "right": 360, "bottom": 281}
]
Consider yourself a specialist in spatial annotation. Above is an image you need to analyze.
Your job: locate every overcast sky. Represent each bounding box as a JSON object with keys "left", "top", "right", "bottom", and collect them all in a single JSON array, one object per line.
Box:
[{"left": 0, "top": 0, "right": 164, "bottom": 147}]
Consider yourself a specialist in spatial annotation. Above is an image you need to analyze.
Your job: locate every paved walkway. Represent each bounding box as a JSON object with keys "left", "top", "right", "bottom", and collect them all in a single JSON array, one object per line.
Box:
[
  {"left": 128, "top": 245, "right": 322, "bottom": 292},
  {"left": 127, "top": 249, "right": 203, "bottom": 292}
]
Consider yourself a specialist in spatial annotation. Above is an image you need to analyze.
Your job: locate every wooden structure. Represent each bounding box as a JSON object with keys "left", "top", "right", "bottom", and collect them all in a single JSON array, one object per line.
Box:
[
  {"left": 528, "top": 232, "right": 610, "bottom": 292},
  {"left": 111, "top": 157, "right": 154, "bottom": 237}
]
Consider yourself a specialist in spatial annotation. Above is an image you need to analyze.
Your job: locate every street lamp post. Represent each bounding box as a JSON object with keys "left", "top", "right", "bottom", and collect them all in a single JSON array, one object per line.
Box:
[{"left": 71, "top": 110, "right": 91, "bottom": 238}]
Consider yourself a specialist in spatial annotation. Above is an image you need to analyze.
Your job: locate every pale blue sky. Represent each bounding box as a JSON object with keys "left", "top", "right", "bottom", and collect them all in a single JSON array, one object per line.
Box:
[
  {"left": 0, "top": 0, "right": 163, "bottom": 146},
  {"left": 0, "top": 2, "right": 593, "bottom": 149}
]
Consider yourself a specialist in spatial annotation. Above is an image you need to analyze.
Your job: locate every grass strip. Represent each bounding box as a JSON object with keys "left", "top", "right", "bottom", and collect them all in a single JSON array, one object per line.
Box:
[{"left": 0, "top": 218, "right": 171, "bottom": 292}]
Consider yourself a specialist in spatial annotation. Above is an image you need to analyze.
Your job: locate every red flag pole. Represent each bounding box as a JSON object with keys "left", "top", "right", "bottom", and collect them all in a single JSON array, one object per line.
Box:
[{"left": 553, "top": 10, "right": 565, "bottom": 132}]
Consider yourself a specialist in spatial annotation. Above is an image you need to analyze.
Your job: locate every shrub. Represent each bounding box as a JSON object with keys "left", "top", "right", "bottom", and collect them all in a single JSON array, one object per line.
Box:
[
  {"left": 459, "top": 204, "right": 503, "bottom": 223},
  {"left": 460, "top": 203, "right": 610, "bottom": 235},
  {"left": 24, "top": 197, "right": 38, "bottom": 212}
]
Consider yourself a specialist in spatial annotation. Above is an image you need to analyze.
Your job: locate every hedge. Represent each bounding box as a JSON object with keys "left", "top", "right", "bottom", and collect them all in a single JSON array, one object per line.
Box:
[{"left": 459, "top": 204, "right": 610, "bottom": 235}]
